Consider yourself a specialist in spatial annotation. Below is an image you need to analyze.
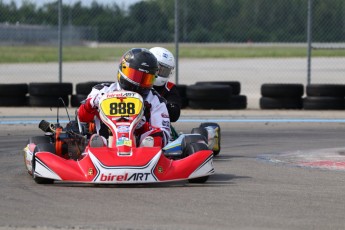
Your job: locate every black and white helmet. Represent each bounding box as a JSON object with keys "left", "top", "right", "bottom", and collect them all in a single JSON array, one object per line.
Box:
[{"left": 149, "top": 47, "right": 175, "bottom": 87}]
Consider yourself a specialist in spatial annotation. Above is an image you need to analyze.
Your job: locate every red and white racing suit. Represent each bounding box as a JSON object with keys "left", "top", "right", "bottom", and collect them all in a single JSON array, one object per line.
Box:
[{"left": 78, "top": 82, "right": 171, "bottom": 147}]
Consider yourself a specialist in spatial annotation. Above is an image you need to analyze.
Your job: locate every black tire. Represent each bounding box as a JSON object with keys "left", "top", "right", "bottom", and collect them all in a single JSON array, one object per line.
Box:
[
  {"left": 188, "top": 99, "right": 230, "bottom": 110},
  {"left": 0, "top": 96, "right": 28, "bottom": 106},
  {"left": 29, "top": 83, "right": 73, "bottom": 96},
  {"left": 181, "top": 134, "right": 208, "bottom": 151},
  {"left": 188, "top": 175, "right": 209, "bottom": 183},
  {"left": 176, "top": 84, "right": 187, "bottom": 97},
  {"left": 196, "top": 81, "right": 241, "bottom": 95},
  {"left": 185, "top": 142, "right": 210, "bottom": 183},
  {"left": 261, "top": 83, "right": 304, "bottom": 97},
  {"left": 76, "top": 81, "right": 100, "bottom": 95},
  {"left": 200, "top": 122, "right": 221, "bottom": 156},
  {"left": 0, "top": 83, "right": 28, "bottom": 96},
  {"left": 303, "top": 96, "right": 344, "bottom": 110},
  {"left": 186, "top": 84, "right": 231, "bottom": 101},
  {"left": 191, "top": 127, "right": 208, "bottom": 141},
  {"left": 199, "top": 122, "right": 220, "bottom": 129},
  {"left": 33, "top": 143, "right": 56, "bottom": 155},
  {"left": 27, "top": 136, "right": 51, "bottom": 145},
  {"left": 32, "top": 143, "right": 56, "bottom": 184},
  {"left": 188, "top": 100, "right": 212, "bottom": 110},
  {"left": 188, "top": 94, "right": 247, "bottom": 110},
  {"left": 306, "top": 84, "right": 345, "bottom": 97},
  {"left": 229, "top": 95, "right": 247, "bottom": 109},
  {"left": 260, "top": 97, "right": 303, "bottom": 109},
  {"left": 28, "top": 95, "right": 69, "bottom": 107},
  {"left": 71, "top": 94, "right": 87, "bottom": 107},
  {"left": 176, "top": 84, "right": 188, "bottom": 108}
]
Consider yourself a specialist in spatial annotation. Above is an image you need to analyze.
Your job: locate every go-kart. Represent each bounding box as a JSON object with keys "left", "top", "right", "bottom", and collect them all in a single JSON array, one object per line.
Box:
[{"left": 23, "top": 91, "right": 218, "bottom": 185}]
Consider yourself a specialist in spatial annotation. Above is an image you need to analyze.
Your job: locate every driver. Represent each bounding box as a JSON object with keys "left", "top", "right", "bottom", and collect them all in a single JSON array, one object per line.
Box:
[
  {"left": 78, "top": 48, "right": 171, "bottom": 148},
  {"left": 149, "top": 47, "right": 181, "bottom": 122}
]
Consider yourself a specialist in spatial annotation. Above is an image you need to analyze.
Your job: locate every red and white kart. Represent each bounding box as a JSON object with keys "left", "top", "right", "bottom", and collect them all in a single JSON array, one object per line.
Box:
[{"left": 24, "top": 91, "right": 215, "bottom": 184}]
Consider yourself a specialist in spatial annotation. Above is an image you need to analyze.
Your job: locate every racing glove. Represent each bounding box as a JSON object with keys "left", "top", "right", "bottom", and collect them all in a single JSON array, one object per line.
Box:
[
  {"left": 78, "top": 93, "right": 102, "bottom": 122},
  {"left": 89, "top": 93, "right": 102, "bottom": 109},
  {"left": 167, "top": 103, "right": 181, "bottom": 122}
]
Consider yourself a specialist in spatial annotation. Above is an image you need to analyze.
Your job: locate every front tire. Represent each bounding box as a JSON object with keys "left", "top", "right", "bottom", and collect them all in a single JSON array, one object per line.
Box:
[
  {"left": 32, "top": 143, "right": 55, "bottom": 184},
  {"left": 185, "top": 142, "right": 210, "bottom": 184}
]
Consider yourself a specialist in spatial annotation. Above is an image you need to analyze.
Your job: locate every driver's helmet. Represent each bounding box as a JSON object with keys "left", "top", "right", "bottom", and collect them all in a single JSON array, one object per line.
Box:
[
  {"left": 117, "top": 48, "right": 158, "bottom": 96},
  {"left": 149, "top": 47, "right": 175, "bottom": 87}
]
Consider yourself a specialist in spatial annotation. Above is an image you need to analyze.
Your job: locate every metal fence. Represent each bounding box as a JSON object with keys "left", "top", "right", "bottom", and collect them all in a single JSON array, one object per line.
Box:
[
  {"left": 0, "top": 23, "right": 96, "bottom": 45},
  {"left": 0, "top": 0, "right": 344, "bottom": 108}
]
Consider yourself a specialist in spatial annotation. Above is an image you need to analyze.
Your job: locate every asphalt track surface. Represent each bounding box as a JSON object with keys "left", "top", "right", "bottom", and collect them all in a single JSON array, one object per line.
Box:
[{"left": 1, "top": 108, "right": 345, "bottom": 230}]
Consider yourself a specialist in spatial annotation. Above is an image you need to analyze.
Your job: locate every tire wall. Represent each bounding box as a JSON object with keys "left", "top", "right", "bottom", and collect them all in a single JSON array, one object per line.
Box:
[
  {"left": 2, "top": 82, "right": 345, "bottom": 110},
  {"left": 260, "top": 83, "right": 345, "bottom": 110}
]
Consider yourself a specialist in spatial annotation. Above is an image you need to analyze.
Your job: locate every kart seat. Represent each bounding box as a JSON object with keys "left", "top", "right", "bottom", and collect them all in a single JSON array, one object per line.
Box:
[{"left": 89, "top": 134, "right": 107, "bottom": 148}]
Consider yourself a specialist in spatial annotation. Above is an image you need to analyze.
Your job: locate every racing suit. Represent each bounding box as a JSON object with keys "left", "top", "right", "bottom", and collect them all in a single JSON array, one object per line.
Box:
[
  {"left": 78, "top": 82, "right": 171, "bottom": 148},
  {"left": 153, "top": 81, "right": 182, "bottom": 122}
]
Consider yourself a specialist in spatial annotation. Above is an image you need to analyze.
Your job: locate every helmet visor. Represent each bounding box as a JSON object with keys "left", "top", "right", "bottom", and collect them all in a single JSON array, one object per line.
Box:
[
  {"left": 121, "top": 67, "right": 156, "bottom": 88},
  {"left": 157, "top": 64, "right": 173, "bottom": 78}
]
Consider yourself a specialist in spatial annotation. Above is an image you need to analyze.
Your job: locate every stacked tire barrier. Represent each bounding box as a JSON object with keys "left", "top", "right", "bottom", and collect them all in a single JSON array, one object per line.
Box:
[
  {"left": 71, "top": 81, "right": 99, "bottom": 107},
  {"left": 260, "top": 83, "right": 345, "bottom": 110},
  {"left": 175, "top": 84, "right": 188, "bottom": 109},
  {"left": 187, "top": 81, "right": 247, "bottom": 110},
  {"left": 0, "top": 83, "right": 28, "bottom": 106},
  {"left": 260, "top": 83, "right": 304, "bottom": 109},
  {"left": 71, "top": 81, "right": 114, "bottom": 107},
  {"left": 28, "top": 83, "right": 72, "bottom": 107},
  {"left": 304, "top": 84, "right": 345, "bottom": 110},
  {"left": 3, "top": 82, "right": 345, "bottom": 110}
]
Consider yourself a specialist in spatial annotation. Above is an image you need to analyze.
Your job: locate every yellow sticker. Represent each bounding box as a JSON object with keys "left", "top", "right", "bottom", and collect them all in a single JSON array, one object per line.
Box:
[
  {"left": 123, "top": 140, "right": 132, "bottom": 146},
  {"left": 101, "top": 97, "right": 142, "bottom": 117}
]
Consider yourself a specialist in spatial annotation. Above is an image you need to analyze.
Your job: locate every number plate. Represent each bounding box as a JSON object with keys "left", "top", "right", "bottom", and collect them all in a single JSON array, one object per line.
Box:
[{"left": 100, "top": 97, "right": 142, "bottom": 117}]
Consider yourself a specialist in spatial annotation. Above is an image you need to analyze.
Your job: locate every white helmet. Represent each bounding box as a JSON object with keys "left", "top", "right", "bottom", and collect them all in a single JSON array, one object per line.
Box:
[{"left": 149, "top": 47, "right": 175, "bottom": 86}]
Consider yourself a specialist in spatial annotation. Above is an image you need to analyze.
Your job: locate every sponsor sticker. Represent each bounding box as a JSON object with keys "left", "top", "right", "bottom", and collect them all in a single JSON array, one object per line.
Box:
[
  {"left": 117, "top": 125, "right": 130, "bottom": 133},
  {"left": 116, "top": 138, "right": 132, "bottom": 147},
  {"left": 158, "top": 166, "right": 164, "bottom": 173},
  {"left": 99, "top": 172, "right": 151, "bottom": 182},
  {"left": 161, "top": 113, "right": 169, "bottom": 118}
]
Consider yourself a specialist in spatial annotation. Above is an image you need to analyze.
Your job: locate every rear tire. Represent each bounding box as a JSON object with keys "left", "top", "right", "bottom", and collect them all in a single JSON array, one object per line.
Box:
[
  {"left": 200, "top": 123, "right": 221, "bottom": 156},
  {"left": 25, "top": 136, "right": 52, "bottom": 176},
  {"left": 27, "top": 136, "right": 51, "bottom": 145},
  {"left": 191, "top": 127, "right": 208, "bottom": 140}
]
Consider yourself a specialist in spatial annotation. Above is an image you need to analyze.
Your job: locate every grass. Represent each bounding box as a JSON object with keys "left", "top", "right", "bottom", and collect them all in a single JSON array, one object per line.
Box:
[{"left": 0, "top": 43, "right": 345, "bottom": 63}]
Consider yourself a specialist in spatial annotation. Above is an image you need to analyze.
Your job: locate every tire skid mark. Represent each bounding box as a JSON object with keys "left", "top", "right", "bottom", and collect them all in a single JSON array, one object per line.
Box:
[{"left": 258, "top": 147, "right": 345, "bottom": 171}]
